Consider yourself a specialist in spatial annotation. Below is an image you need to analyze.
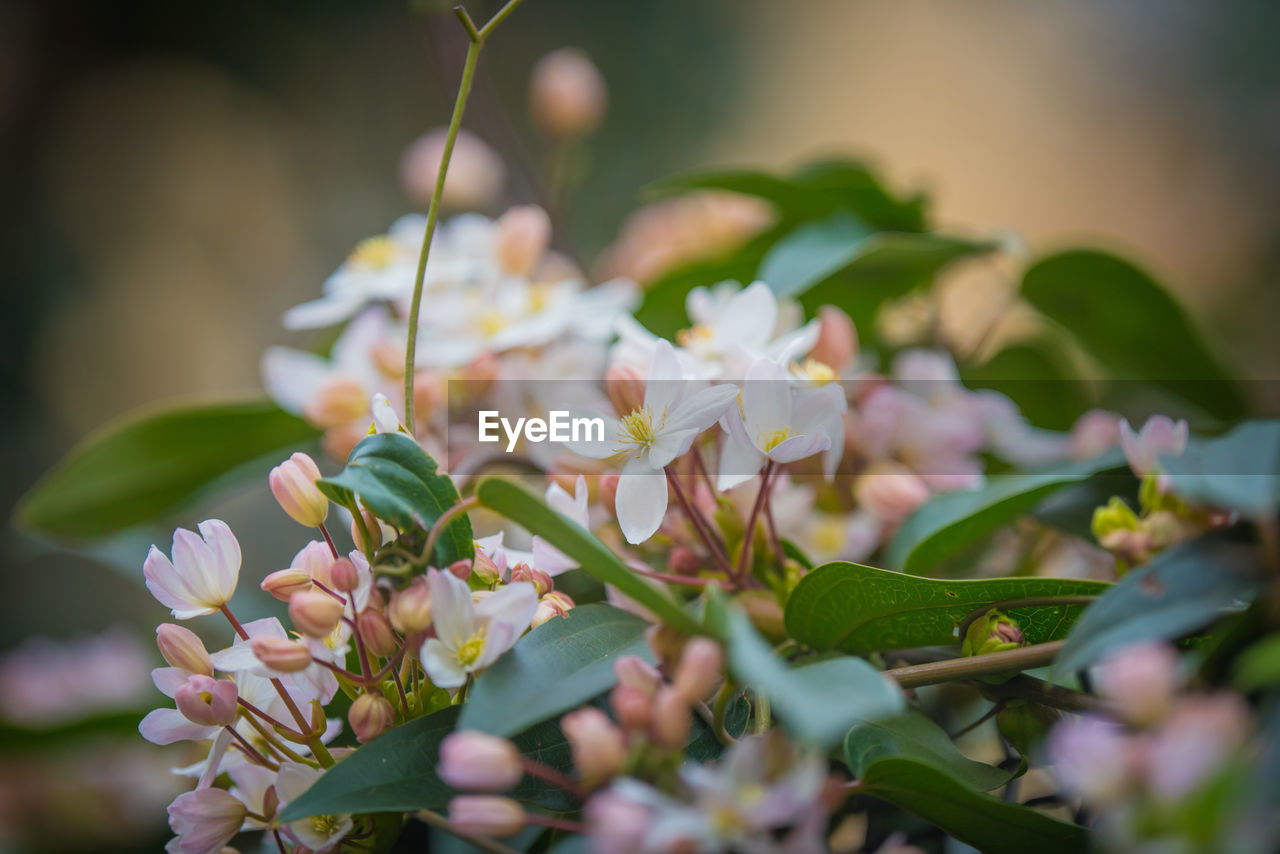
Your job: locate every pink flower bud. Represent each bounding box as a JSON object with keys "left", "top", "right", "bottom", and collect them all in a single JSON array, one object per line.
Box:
[
  {"left": 529, "top": 48, "right": 607, "bottom": 138},
  {"left": 599, "top": 473, "right": 620, "bottom": 517},
  {"left": 1095, "top": 642, "right": 1180, "bottom": 726},
  {"left": 447, "top": 795, "right": 526, "bottom": 838},
  {"left": 175, "top": 674, "right": 238, "bottom": 727},
  {"left": 672, "top": 637, "right": 723, "bottom": 703},
  {"left": 349, "top": 693, "right": 396, "bottom": 743},
  {"left": 329, "top": 557, "right": 359, "bottom": 594},
  {"left": 261, "top": 568, "right": 313, "bottom": 602},
  {"left": 471, "top": 550, "right": 503, "bottom": 586},
  {"left": 810, "top": 305, "right": 857, "bottom": 371},
  {"left": 651, "top": 686, "right": 692, "bottom": 750},
  {"left": 614, "top": 655, "right": 662, "bottom": 696},
  {"left": 357, "top": 608, "right": 398, "bottom": 658},
  {"left": 1069, "top": 409, "right": 1120, "bottom": 460},
  {"left": 156, "top": 623, "right": 212, "bottom": 675},
  {"left": 388, "top": 576, "right": 433, "bottom": 635},
  {"left": 167, "top": 788, "right": 247, "bottom": 854},
  {"left": 494, "top": 205, "right": 552, "bottom": 276},
  {"left": 269, "top": 452, "right": 329, "bottom": 528},
  {"left": 855, "top": 462, "right": 931, "bottom": 524},
  {"left": 251, "top": 636, "right": 313, "bottom": 674},
  {"left": 611, "top": 683, "right": 654, "bottom": 732},
  {"left": 439, "top": 731, "right": 524, "bottom": 791},
  {"left": 667, "top": 546, "right": 702, "bottom": 576},
  {"left": 585, "top": 791, "right": 650, "bottom": 853},
  {"left": 561, "top": 707, "right": 626, "bottom": 786},
  {"left": 289, "top": 590, "right": 344, "bottom": 638},
  {"left": 605, "top": 364, "right": 646, "bottom": 416},
  {"left": 510, "top": 563, "right": 553, "bottom": 597},
  {"left": 304, "top": 376, "right": 369, "bottom": 428},
  {"left": 351, "top": 508, "right": 384, "bottom": 553},
  {"left": 400, "top": 127, "right": 506, "bottom": 211},
  {"left": 448, "top": 559, "right": 472, "bottom": 581},
  {"left": 1146, "top": 693, "right": 1249, "bottom": 800}
]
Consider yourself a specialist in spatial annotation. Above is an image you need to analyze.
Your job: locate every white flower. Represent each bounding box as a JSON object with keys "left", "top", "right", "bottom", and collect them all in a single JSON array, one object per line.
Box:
[
  {"left": 144, "top": 520, "right": 241, "bottom": 619},
  {"left": 275, "top": 761, "right": 353, "bottom": 852},
  {"left": 569, "top": 339, "right": 738, "bottom": 544},
  {"left": 1119, "top": 415, "right": 1188, "bottom": 478},
  {"left": 370, "top": 392, "right": 402, "bottom": 433},
  {"left": 718, "top": 357, "right": 846, "bottom": 491},
  {"left": 532, "top": 474, "right": 590, "bottom": 575},
  {"left": 165, "top": 787, "right": 246, "bottom": 854},
  {"left": 420, "top": 570, "right": 538, "bottom": 688}
]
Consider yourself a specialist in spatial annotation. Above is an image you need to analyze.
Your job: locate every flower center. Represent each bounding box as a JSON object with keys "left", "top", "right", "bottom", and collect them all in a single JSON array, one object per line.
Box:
[
  {"left": 760, "top": 426, "right": 792, "bottom": 452},
  {"left": 348, "top": 235, "right": 398, "bottom": 269},
  {"left": 795, "top": 358, "right": 837, "bottom": 386},
  {"left": 312, "top": 814, "right": 341, "bottom": 836},
  {"left": 476, "top": 311, "right": 508, "bottom": 337},
  {"left": 456, "top": 630, "right": 488, "bottom": 668},
  {"left": 616, "top": 407, "right": 662, "bottom": 453}
]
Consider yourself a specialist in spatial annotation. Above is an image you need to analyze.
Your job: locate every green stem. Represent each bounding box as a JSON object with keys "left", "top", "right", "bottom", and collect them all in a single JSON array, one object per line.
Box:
[{"left": 402, "top": 0, "right": 527, "bottom": 436}]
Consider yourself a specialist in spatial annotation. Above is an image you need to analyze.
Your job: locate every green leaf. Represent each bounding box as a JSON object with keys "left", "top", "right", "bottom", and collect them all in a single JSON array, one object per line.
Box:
[
  {"left": 1234, "top": 634, "right": 1280, "bottom": 693},
  {"left": 1161, "top": 420, "right": 1280, "bottom": 519},
  {"left": 475, "top": 478, "right": 700, "bottom": 634},
  {"left": 1021, "top": 250, "right": 1246, "bottom": 420},
  {"left": 459, "top": 604, "right": 653, "bottom": 737},
  {"left": 962, "top": 341, "right": 1092, "bottom": 431},
  {"left": 279, "top": 706, "right": 578, "bottom": 821},
  {"left": 1054, "top": 533, "right": 1265, "bottom": 675},
  {"left": 886, "top": 449, "right": 1127, "bottom": 574},
  {"left": 318, "top": 433, "right": 472, "bottom": 566},
  {"left": 785, "top": 561, "right": 1109, "bottom": 654},
  {"left": 843, "top": 711, "right": 1011, "bottom": 791},
  {"left": 16, "top": 397, "right": 319, "bottom": 540},
  {"left": 858, "top": 756, "right": 1088, "bottom": 854},
  {"left": 709, "top": 595, "right": 904, "bottom": 748},
  {"left": 757, "top": 212, "right": 874, "bottom": 298}
]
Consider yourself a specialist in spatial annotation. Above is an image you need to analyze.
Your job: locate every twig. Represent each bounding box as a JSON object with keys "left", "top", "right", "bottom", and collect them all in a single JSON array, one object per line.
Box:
[{"left": 884, "top": 641, "right": 1066, "bottom": 689}]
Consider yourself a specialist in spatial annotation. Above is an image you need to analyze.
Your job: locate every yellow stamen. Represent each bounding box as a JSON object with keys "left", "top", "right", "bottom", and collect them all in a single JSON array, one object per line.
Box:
[
  {"left": 476, "top": 312, "right": 508, "bottom": 337},
  {"left": 456, "top": 629, "right": 488, "bottom": 668},
  {"left": 617, "top": 407, "right": 661, "bottom": 451},
  {"left": 348, "top": 235, "right": 398, "bottom": 269},
  {"left": 796, "top": 358, "right": 837, "bottom": 386},
  {"left": 676, "top": 324, "right": 714, "bottom": 348},
  {"left": 760, "top": 426, "right": 793, "bottom": 452}
]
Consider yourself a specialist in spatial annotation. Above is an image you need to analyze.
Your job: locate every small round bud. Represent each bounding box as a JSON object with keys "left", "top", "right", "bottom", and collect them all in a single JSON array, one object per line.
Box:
[
  {"left": 561, "top": 707, "right": 626, "bottom": 786},
  {"left": 1095, "top": 642, "right": 1180, "bottom": 727},
  {"left": 400, "top": 128, "right": 506, "bottom": 211},
  {"left": 495, "top": 205, "right": 552, "bottom": 277},
  {"left": 349, "top": 693, "right": 396, "bottom": 743},
  {"left": 667, "top": 546, "right": 702, "bottom": 576},
  {"left": 250, "top": 636, "right": 313, "bottom": 674},
  {"left": 651, "top": 686, "right": 692, "bottom": 750},
  {"left": 329, "top": 557, "right": 360, "bottom": 594},
  {"left": 156, "top": 623, "right": 212, "bottom": 676},
  {"left": 439, "top": 731, "right": 524, "bottom": 791},
  {"left": 448, "top": 796, "right": 526, "bottom": 838},
  {"left": 471, "top": 551, "right": 503, "bottom": 586},
  {"left": 388, "top": 576, "right": 433, "bottom": 636},
  {"left": 260, "top": 568, "right": 313, "bottom": 602},
  {"left": 531, "top": 591, "right": 575, "bottom": 628},
  {"left": 614, "top": 655, "right": 661, "bottom": 696},
  {"left": 357, "top": 608, "right": 398, "bottom": 658},
  {"left": 448, "top": 559, "right": 472, "bottom": 581},
  {"left": 645, "top": 624, "right": 686, "bottom": 673},
  {"left": 856, "top": 462, "right": 930, "bottom": 525},
  {"left": 1091, "top": 496, "right": 1140, "bottom": 542},
  {"left": 529, "top": 48, "right": 607, "bottom": 138},
  {"left": 605, "top": 365, "right": 646, "bottom": 417},
  {"left": 610, "top": 683, "right": 654, "bottom": 732},
  {"left": 961, "top": 610, "right": 1025, "bottom": 659},
  {"left": 809, "top": 305, "right": 857, "bottom": 371},
  {"left": 175, "top": 674, "right": 238, "bottom": 727},
  {"left": 269, "top": 452, "right": 329, "bottom": 527},
  {"left": 672, "top": 637, "right": 723, "bottom": 703},
  {"left": 510, "top": 563, "right": 553, "bottom": 597},
  {"left": 289, "top": 590, "right": 345, "bottom": 638},
  {"left": 351, "top": 508, "right": 384, "bottom": 553}
]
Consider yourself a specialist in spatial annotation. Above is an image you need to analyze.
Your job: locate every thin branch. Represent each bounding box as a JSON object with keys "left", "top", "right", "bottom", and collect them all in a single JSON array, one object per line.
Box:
[{"left": 884, "top": 641, "right": 1066, "bottom": 689}]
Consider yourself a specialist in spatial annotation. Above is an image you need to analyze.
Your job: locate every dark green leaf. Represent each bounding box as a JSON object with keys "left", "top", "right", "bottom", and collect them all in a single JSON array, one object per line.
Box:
[
  {"left": 1161, "top": 420, "right": 1280, "bottom": 519},
  {"left": 459, "top": 604, "right": 653, "bottom": 737},
  {"left": 858, "top": 756, "right": 1088, "bottom": 854},
  {"left": 843, "top": 711, "right": 1011, "bottom": 791},
  {"left": 319, "top": 433, "right": 472, "bottom": 566},
  {"left": 1054, "top": 533, "right": 1265, "bottom": 675},
  {"left": 886, "top": 449, "right": 1128, "bottom": 574},
  {"left": 1021, "top": 250, "right": 1246, "bottom": 420},
  {"left": 785, "top": 561, "right": 1108, "bottom": 654},
  {"left": 1234, "top": 634, "right": 1280, "bottom": 693},
  {"left": 475, "top": 478, "right": 700, "bottom": 634},
  {"left": 16, "top": 398, "right": 319, "bottom": 540}
]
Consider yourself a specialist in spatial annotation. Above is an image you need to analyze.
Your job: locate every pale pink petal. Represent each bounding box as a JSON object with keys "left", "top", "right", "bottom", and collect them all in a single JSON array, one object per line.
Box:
[
  {"left": 420, "top": 638, "right": 468, "bottom": 689},
  {"left": 139, "top": 708, "right": 217, "bottom": 745},
  {"left": 476, "top": 582, "right": 538, "bottom": 637},
  {"left": 429, "top": 569, "right": 475, "bottom": 647},
  {"left": 616, "top": 462, "right": 669, "bottom": 545}
]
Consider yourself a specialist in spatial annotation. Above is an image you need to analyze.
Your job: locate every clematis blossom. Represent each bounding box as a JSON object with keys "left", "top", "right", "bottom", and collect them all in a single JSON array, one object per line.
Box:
[
  {"left": 144, "top": 520, "right": 241, "bottom": 620},
  {"left": 165, "top": 786, "right": 247, "bottom": 854},
  {"left": 275, "top": 761, "right": 353, "bottom": 852},
  {"left": 1119, "top": 414, "right": 1188, "bottom": 478},
  {"left": 532, "top": 474, "right": 591, "bottom": 575},
  {"left": 420, "top": 570, "right": 538, "bottom": 688}
]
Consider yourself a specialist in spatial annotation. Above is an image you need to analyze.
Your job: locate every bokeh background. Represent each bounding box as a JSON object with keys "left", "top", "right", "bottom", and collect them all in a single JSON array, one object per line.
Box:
[{"left": 1, "top": 0, "right": 1278, "bottom": 850}]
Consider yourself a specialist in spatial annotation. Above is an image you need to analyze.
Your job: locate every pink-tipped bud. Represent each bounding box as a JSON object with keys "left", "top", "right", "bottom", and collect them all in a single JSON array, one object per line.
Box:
[
  {"left": 610, "top": 683, "right": 654, "bottom": 732},
  {"left": 495, "top": 205, "right": 552, "bottom": 277},
  {"left": 447, "top": 795, "right": 526, "bottom": 838},
  {"left": 1096, "top": 642, "right": 1181, "bottom": 727},
  {"left": 357, "top": 608, "right": 398, "bottom": 658},
  {"left": 329, "top": 557, "right": 359, "bottom": 594},
  {"left": 269, "top": 452, "right": 329, "bottom": 528},
  {"left": 250, "top": 636, "right": 313, "bottom": 674},
  {"left": 401, "top": 127, "right": 505, "bottom": 211},
  {"left": 810, "top": 305, "right": 857, "bottom": 371},
  {"left": 510, "top": 563, "right": 553, "bottom": 597},
  {"left": 349, "top": 693, "right": 395, "bottom": 743},
  {"left": 448, "top": 559, "right": 472, "bottom": 581},
  {"left": 599, "top": 473, "right": 620, "bottom": 517},
  {"left": 855, "top": 462, "right": 931, "bottom": 525},
  {"left": 303, "top": 376, "right": 368, "bottom": 428},
  {"left": 529, "top": 48, "right": 607, "bottom": 138},
  {"left": 673, "top": 637, "right": 723, "bottom": 703},
  {"left": 471, "top": 550, "right": 503, "bottom": 586},
  {"left": 667, "top": 546, "right": 702, "bottom": 577},
  {"left": 388, "top": 576, "right": 432, "bottom": 635},
  {"left": 561, "top": 707, "right": 626, "bottom": 786},
  {"left": 614, "top": 655, "right": 662, "bottom": 697},
  {"left": 605, "top": 364, "right": 646, "bottom": 416},
  {"left": 261, "top": 568, "right": 313, "bottom": 602},
  {"left": 289, "top": 590, "right": 344, "bottom": 638},
  {"left": 651, "top": 687, "right": 692, "bottom": 750},
  {"left": 351, "top": 508, "right": 384, "bottom": 553},
  {"left": 175, "top": 674, "right": 238, "bottom": 727},
  {"left": 439, "top": 731, "right": 524, "bottom": 791},
  {"left": 156, "top": 624, "right": 212, "bottom": 676},
  {"left": 645, "top": 625, "right": 686, "bottom": 672},
  {"left": 531, "top": 591, "right": 575, "bottom": 628}
]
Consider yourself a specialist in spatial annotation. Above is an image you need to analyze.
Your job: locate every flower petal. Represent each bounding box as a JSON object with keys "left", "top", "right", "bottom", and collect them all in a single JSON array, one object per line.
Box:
[
  {"left": 139, "top": 708, "right": 217, "bottom": 745},
  {"left": 615, "top": 462, "right": 670, "bottom": 545},
  {"left": 428, "top": 569, "right": 475, "bottom": 647},
  {"left": 476, "top": 581, "right": 538, "bottom": 638},
  {"left": 420, "top": 638, "right": 468, "bottom": 689}
]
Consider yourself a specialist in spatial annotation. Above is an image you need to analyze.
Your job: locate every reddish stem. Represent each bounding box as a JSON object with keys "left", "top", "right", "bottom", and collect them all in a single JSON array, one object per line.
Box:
[
  {"left": 520, "top": 757, "right": 586, "bottom": 800},
  {"left": 664, "top": 469, "right": 733, "bottom": 576},
  {"left": 319, "top": 522, "right": 341, "bottom": 559},
  {"left": 737, "top": 462, "right": 774, "bottom": 581},
  {"left": 630, "top": 565, "right": 730, "bottom": 589}
]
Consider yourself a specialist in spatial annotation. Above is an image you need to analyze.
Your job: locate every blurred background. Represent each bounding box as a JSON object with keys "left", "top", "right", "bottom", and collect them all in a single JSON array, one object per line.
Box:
[{"left": 1, "top": 0, "right": 1278, "bottom": 850}]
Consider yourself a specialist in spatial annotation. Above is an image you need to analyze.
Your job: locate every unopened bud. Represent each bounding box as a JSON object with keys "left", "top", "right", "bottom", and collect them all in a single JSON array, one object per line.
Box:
[
  {"left": 448, "top": 559, "right": 472, "bottom": 581},
  {"left": 531, "top": 591, "right": 575, "bottom": 628},
  {"left": 400, "top": 128, "right": 505, "bottom": 211},
  {"left": 439, "top": 731, "right": 524, "bottom": 791},
  {"left": 610, "top": 683, "right": 654, "bottom": 732},
  {"left": 1096, "top": 642, "right": 1180, "bottom": 727},
  {"left": 667, "top": 546, "right": 702, "bottom": 576},
  {"left": 1092, "top": 496, "right": 1140, "bottom": 542},
  {"left": 330, "top": 557, "right": 359, "bottom": 594},
  {"left": 304, "top": 376, "right": 368, "bottom": 428},
  {"left": 614, "top": 655, "right": 661, "bottom": 696},
  {"left": 645, "top": 625, "right": 686, "bottom": 673},
  {"left": 652, "top": 686, "right": 692, "bottom": 749},
  {"left": 529, "top": 48, "right": 607, "bottom": 138},
  {"left": 175, "top": 674, "right": 238, "bottom": 727},
  {"left": 495, "top": 205, "right": 552, "bottom": 277},
  {"left": 605, "top": 365, "right": 646, "bottom": 416},
  {"left": 251, "top": 636, "right": 313, "bottom": 673},
  {"left": 598, "top": 473, "right": 620, "bottom": 517},
  {"left": 673, "top": 637, "right": 723, "bottom": 703},
  {"left": 156, "top": 624, "right": 212, "bottom": 675},
  {"left": 447, "top": 795, "right": 526, "bottom": 838},
  {"left": 736, "top": 590, "right": 787, "bottom": 641},
  {"left": 510, "top": 563, "right": 553, "bottom": 597},
  {"left": 349, "top": 693, "right": 395, "bottom": 743},
  {"left": 357, "top": 608, "right": 398, "bottom": 658},
  {"left": 471, "top": 550, "right": 502, "bottom": 586},
  {"left": 269, "top": 452, "right": 329, "bottom": 528},
  {"left": 961, "top": 610, "right": 1025, "bottom": 659},
  {"left": 351, "top": 508, "right": 384, "bottom": 553},
  {"left": 261, "top": 568, "right": 313, "bottom": 602},
  {"left": 388, "top": 576, "right": 433, "bottom": 635},
  {"left": 561, "top": 707, "right": 626, "bottom": 786},
  {"left": 810, "top": 305, "right": 857, "bottom": 371},
  {"left": 856, "top": 462, "right": 930, "bottom": 525},
  {"left": 289, "top": 590, "right": 344, "bottom": 638}
]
